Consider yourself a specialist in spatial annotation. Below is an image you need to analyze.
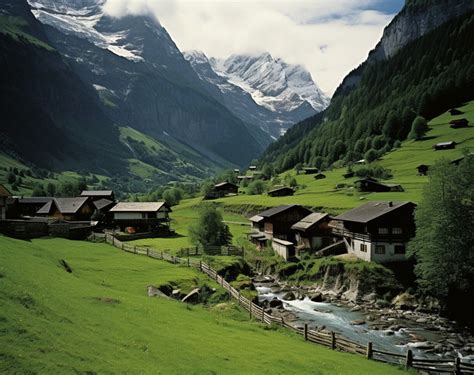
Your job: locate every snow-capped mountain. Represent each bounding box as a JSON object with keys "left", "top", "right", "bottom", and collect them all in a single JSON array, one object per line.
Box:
[
  {"left": 185, "top": 51, "right": 330, "bottom": 137},
  {"left": 24, "top": 0, "right": 265, "bottom": 168}
]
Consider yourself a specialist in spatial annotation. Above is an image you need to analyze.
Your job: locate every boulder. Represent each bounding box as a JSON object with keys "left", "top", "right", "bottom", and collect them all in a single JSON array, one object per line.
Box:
[
  {"left": 392, "top": 292, "right": 418, "bottom": 310},
  {"left": 269, "top": 298, "right": 283, "bottom": 308},
  {"left": 182, "top": 288, "right": 200, "bottom": 304},
  {"left": 350, "top": 306, "right": 362, "bottom": 312},
  {"left": 310, "top": 293, "right": 324, "bottom": 302},
  {"left": 282, "top": 292, "right": 296, "bottom": 301},
  {"left": 147, "top": 286, "right": 171, "bottom": 299},
  {"left": 351, "top": 319, "right": 366, "bottom": 325}
]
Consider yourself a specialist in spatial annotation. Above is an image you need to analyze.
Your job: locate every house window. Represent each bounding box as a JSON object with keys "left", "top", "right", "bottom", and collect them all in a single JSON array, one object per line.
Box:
[
  {"left": 378, "top": 228, "right": 389, "bottom": 234},
  {"left": 392, "top": 227, "right": 402, "bottom": 234},
  {"left": 375, "top": 245, "right": 385, "bottom": 254},
  {"left": 394, "top": 245, "right": 406, "bottom": 254},
  {"left": 360, "top": 243, "right": 367, "bottom": 253}
]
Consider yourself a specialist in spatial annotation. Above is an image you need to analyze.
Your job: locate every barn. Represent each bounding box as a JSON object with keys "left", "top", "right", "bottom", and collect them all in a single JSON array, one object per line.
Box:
[{"left": 268, "top": 186, "right": 295, "bottom": 197}]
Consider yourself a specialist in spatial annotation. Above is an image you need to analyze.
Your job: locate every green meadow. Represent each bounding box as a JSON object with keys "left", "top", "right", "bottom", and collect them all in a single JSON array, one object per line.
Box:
[{"left": 0, "top": 236, "right": 408, "bottom": 374}]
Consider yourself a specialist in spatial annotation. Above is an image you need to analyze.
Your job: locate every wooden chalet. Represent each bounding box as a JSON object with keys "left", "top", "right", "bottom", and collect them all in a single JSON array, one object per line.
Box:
[
  {"left": 110, "top": 202, "right": 171, "bottom": 234},
  {"left": 291, "top": 213, "right": 333, "bottom": 253},
  {"left": 9, "top": 197, "right": 53, "bottom": 218},
  {"left": 449, "top": 108, "right": 463, "bottom": 116},
  {"left": 343, "top": 172, "right": 355, "bottom": 179},
  {"left": 433, "top": 141, "right": 456, "bottom": 150},
  {"left": 205, "top": 182, "right": 238, "bottom": 200},
  {"left": 37, "top": 197, "right": 95, "bottom": 221},
  {"left": 416, "top": 164, "right": 429, "bottom": 176},
  {"left": 449, "top": 118, "right": 469, "bottom": 129},
  {"left": 355, "top": 177, "right": 404, "bottom": 192},
  {"left": 314, "top": 173, "right": 326, "bottom": 180},
  {"left": 80, "top": 190, "right": 115, "bottom": 201},
  {"left": 268, "top": 186, "right": 294, "bottom": 197},
  {"left": 0, "top": 184, "right": 12, "bottom": 220},
  {"left": 249, "top": 166, "right": 257, "bottom": 171},
  {"left": 303, "top": 167, "right": 319, "bottom": 175},
  {"left": 330, "top": 201, "right": 416, "bottom": 263},
  {"left": 249, "top": 204, "right": 312, "bottom": 244}
]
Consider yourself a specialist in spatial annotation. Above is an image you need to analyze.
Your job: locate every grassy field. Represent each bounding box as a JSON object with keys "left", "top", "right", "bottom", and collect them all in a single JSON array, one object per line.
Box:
[
  {"left": 0, "top": 236, "right": 408, "bottom": 374},
  {"left": 212, "top": 101, "right": 474, "bottom": 212}
]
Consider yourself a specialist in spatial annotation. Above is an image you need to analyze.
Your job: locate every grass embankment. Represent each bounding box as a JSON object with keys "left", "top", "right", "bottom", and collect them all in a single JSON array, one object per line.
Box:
[{"left": 0, "top": 236, "right": 408, "bottom": 374}]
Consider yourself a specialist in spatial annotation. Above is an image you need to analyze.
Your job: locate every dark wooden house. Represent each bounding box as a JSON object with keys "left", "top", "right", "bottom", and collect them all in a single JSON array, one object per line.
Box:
[
  {"left": 314, "top": 173, "right": 326, "bottom": 180},
  {"left": 205, "top": 182, "right": 238, "bottom": 199},
  {"left": 9, "top": 197, "right": 53, "bottom": 218},
  {"left": 449, "top": 108, "right": 463, "bottom": 116},
  {"left": 268, "top": 186, "right": 294, "bottom": 197},
  {"left": 0, "top": 184, "right": 12, "bottom": 220},
  {"left": 110, "top": 202, "right": 172, "bottom": 234},
  {"left": 449, "top": 119, "right": 469, "bottom": 129},
  {"left": 37, "top": 197, "right": 95, "bottom": 221},
  {"left": 343, "top": 172, "right": 355, "bottom": 179},
  {"left": 416, "top": 164, "right": 429, "bottom": 176},
  {"left": 330, "top": 201, "right": 417, "bottom": 263},
  {"left": 291, "top": 213, "right": 333, "bottom": 253},
  {"left": 355, "top": 178, "right": 404, "bottom": 192},
  {"left": 81, "top": 190, "right": 115, "bottom": 202},
  {"left": 249, "top": 204, "right": 312, "bottom": 243},
  {"left": 303, "top": 167, "right": 319, "bottom": 175},
  {"left": 433, "top": 141, "right": 456, "bottom": 150}
]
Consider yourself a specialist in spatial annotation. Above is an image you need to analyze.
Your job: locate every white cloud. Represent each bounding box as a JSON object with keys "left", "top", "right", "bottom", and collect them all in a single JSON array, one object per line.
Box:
[{"left": 103, "top": 0, "right": 396, "bottom": 95}]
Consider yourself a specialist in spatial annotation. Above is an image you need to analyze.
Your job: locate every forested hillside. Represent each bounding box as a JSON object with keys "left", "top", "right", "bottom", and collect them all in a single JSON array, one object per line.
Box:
[{"left": 259, "top": 6, "right": 474, "bottom": 172}]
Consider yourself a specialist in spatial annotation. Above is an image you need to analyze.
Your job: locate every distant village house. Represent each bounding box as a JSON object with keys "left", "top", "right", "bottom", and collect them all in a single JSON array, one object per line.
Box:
[
  {"left": 37, "top": 197, "right": 95, "bottom": 221},
  {"left": 303, "top": 167, "right": 319, "bottom": 175},
  {"left": 449, "top": 119, "right": 469, "bottom": 129},
  {"left": 433, "top": 141, "right": 456, "bottom": 150},
  {"left": 355, "top": 177, "right": 404, "bottom": 192},
  {"left": 416, "top": 164, "right": 429, "bottom": 176},
  {"left": 268, "top": 186, "right": 294, "bottom": 197},
  {"left": 314, "top": 173, "right": 326, "bottom": 180},
  {"left": 110, "top": 202, "right": 171, "bottom": 234},
  {"left": 205, "top": 182, "right": 238, "bottom": 200}
]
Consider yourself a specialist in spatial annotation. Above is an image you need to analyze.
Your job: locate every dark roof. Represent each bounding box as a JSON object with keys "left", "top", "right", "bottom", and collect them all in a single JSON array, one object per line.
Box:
[
  {"left": 0, "top": 184, "right": 12, "bottom": 198},
  {"left": 291, "top": 213, "right": 328, "bottom": 231},
  {"left": 80, "top": 190, "right": 114, "bottom": 197},
  {"left": 258, "top": 205, "right": 302, "bottom": 218},
  {"left": 93, "top": 198, "right": 115, "bottom": 211},
  {"left": 268, "top": 186, "right": 294, "bottom": 194},
  {"left": 214, "top": 182, "right": 237, "bottom": 188},
  {"left": 18, "top": 197, "right": 53, "bottom": 204},
  {"left": 37, "top": 197, "right": 90, "bottom": 215},
  {"left": 110, "top": 202, "right": 170, "bottom": 213},
  {"left": 334, "top": 201, "right": 415, "bottom": 224}
]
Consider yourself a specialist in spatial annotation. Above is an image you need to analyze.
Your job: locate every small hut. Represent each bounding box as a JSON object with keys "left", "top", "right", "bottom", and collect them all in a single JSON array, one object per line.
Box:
[
  {"left": 416, "top": 164, "right": 429, "bottom": 176},
  {"left": 343, "top": 172, "right": 355, "bottom": 179},
  {"left": 449, "top": 119, "right": 469, "bottom": 129},
  {"left": 205, "top": 182, "right": 238, "bottom": 199},
  {"left": 268, "top": 186, "right": 295, "bottom": 197},
  {"left": 355, "top": 177, "right": 404, "bottom": 192},
  {"left": 433, "top": 141, "right": 456, "bottom": 150},
  {"left": 314, "top": 173, "right": 326, "bottom": 180},
  {"left": 449, "top": 108, "right": 463, "bottom": 116},
  {"left": 303, "top": 167, "right": 319, "bottom": 175}
]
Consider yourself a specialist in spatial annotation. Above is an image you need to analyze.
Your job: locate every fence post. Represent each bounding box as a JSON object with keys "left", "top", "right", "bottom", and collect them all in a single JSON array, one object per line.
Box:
[
  {"left": 238, "top": 290, "right": 241, "bottom": 306},
  {"left": 331, "top": 331, "right": 336, "bottom": 350},
  {"left": 121, "top": 243, "right": 124, "bottom": 251},
  {"left": 199, "top": 260, "right": 202, "bottom": 272},
  {"left": 187, "top": 256, "right": 190, "bottom": 267},
  {"left": 261, "top": 307, "right": 265, "bottom": 323},
  {"left": 147, "top": 248, "right": 150, "bottom": 257},
  {"left": 405, "top": 349, "right": 413, "bottom": 369},
  {"left": 454, "top": 357, "right": 461, "bottom": 375},
  {"left": 134, "top": 245, "right": 137, "bottom": 254},
  {"left": 366, "top": 342, "right": 373, "bottom": 360},
  {"left": 249, "top": 302, "right": 252, "bottom": 319},
  {"left": 161, "top": 251, "right": 163, "bottom": 259},
  {"left": 304, "top": 324, "right": 308, "bottom": 341}
]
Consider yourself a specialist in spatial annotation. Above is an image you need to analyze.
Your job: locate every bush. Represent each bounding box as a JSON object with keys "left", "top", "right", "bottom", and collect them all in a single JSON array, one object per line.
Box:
[
  {"left": 188, "top": 204, "right": 232, "bottom": 247},
  {"left": 364, "top": 149, "right": 378, "bottom": 163},
  {"left": 408, "top": 116, "right": 429, "bottom": 140},
  {"left": 247, "top": 180, "right": 267, "bottom": 195}
]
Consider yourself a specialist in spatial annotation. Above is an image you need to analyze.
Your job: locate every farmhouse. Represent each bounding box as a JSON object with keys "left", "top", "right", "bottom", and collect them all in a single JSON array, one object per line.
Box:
[
  {"left": 433, "top": 141, "right": 456, "bottom": 150},
  {"left": 303, "top": 167, "right": 319, "bottom": 174},
  {"left": 110, "top": 202, "right": 171, "bottom": 234},
  {"left": 37, "top": 197, "right": 95, "bottom": 221},
  {"left": 0, "top": 184, "right": 12, "bottom": 220},
  {"left": 205, "top": 182, "right": 238, "bottom": 199},
  {"left": 330, "top": 201, "right": 416, "bottom": 263},
  {"left": 449, "top": 118, "right": 468, "bottom": 129},
  {"left": 355, "top": 177, "right": 404, "bottom": 192},
  {"left": 81, "top": 190, "right": 115, "bottom": 201},
  {"left": 9, "top": 197, "right": 54, "bottom": 218},
  {"left": 268, "top": 186, "right": 294, "bottom": 197},
  {"left": 291, "top": 213, "right": 333, "bottom": 253},
  {"left": 314, "top": 173, "right": 326, "bottom": 180},
  {"left": 416, "top": 164, "right": 429, "bottom": 176},
  {"left": 249, "top": 204, "right": 312, "bottom": 243}
]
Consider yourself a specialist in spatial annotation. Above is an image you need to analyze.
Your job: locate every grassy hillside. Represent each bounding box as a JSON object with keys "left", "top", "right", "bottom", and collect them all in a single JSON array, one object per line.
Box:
[{"left": 0, "top": 236, "right": 407, "bottom": 374}]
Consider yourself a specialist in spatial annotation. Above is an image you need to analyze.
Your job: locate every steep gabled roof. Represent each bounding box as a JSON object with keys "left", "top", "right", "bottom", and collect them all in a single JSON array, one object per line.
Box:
[
  {"left": 334, "top": 201, "right": 415, "bottom": 224},
  {"left": 214, "top": 182, "right": 237, "bottom": 188},
  {"left": 291, "top": 213, "right": 328, "bottom": 231},
  {"left": 93, "top": 198, "right": 115, "bottom": 211},
  {"left": 110, "top": 202, "right": 170, "bottom": 213},
  {"left": 37, "top": 197, "right": 90, "bottom": 215},
  {"left": 0, "top": 184, "right": 12, "bottom": 198},
  {"left": 258, "top": 204, "right": 309, "bottom": 219}
]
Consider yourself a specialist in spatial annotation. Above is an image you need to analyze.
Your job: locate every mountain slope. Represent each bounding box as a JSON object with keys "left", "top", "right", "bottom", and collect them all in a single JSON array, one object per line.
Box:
[
  {"left": 185, "top": 51, "right": 329, "bottom": 138},
  {"left": 259, "top": 1, "right": 474, "bottom": 172},
  {"left": 27, "top": 0, "right": 264, "bottom": 167}
]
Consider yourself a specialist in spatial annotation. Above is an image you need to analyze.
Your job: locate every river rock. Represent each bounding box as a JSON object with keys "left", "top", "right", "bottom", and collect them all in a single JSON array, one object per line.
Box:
[
  {"left": 282, "top": 292, "right": 296, "bottom": 301},
  {"left": 310, "top": 293, "right": 324, "bottom": 302},
  {"left": 351, "top": 319, "right": 366, "bottom": 325},
  {"left": 147, "top": 286, "right": 171, "bottom": 299},
  {"left": 408, "top": 341, "right": 434, "bottom": 350},
  {"left": 182, "top": 288, "right": 200, "bottom": 304},
  {"left": 269, "top": 298, "right": 283, "bottom": 308},
  {"left": 392, "top": 292, "right": 418, "bottom": 310},
  {"left": 350, "top": 306, "right": 362, "bottom": 312},
  {"left": 385, "top": 330, "right": 395, "bottom": 336},
  {"left": 389, "top": 325, "right": 402, "bottom": 332}
]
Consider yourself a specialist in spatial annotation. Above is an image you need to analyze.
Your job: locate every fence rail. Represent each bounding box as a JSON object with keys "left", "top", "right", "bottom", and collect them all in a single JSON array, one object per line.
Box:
[{"left": 90, "top": 233, "right": 474, "bottom": 374}]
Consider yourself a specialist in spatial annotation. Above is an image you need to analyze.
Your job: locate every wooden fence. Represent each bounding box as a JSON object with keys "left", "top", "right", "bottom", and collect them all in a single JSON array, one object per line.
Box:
[
  {"left": 90, "top": 233, "right": 474, "bottom": 374},
  {"left": 176, "top": 245, "right": 244, "bottom": 257}
]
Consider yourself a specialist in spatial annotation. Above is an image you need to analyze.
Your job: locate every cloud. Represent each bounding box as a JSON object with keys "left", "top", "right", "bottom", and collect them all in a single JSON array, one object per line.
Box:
[{"left": 103, "top": 0, "right": 397, "bottom": 95}]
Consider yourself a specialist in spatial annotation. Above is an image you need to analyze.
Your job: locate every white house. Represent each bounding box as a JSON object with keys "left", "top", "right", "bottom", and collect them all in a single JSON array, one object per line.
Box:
[{"left": 109, "top": 202, "right": 171, "bottom": 233}]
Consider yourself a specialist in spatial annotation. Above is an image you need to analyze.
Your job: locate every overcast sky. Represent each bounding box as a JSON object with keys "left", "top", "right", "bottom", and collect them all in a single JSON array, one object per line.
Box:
[{"left": 103, "top": 0, "right": 404, "bottom": 96}]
